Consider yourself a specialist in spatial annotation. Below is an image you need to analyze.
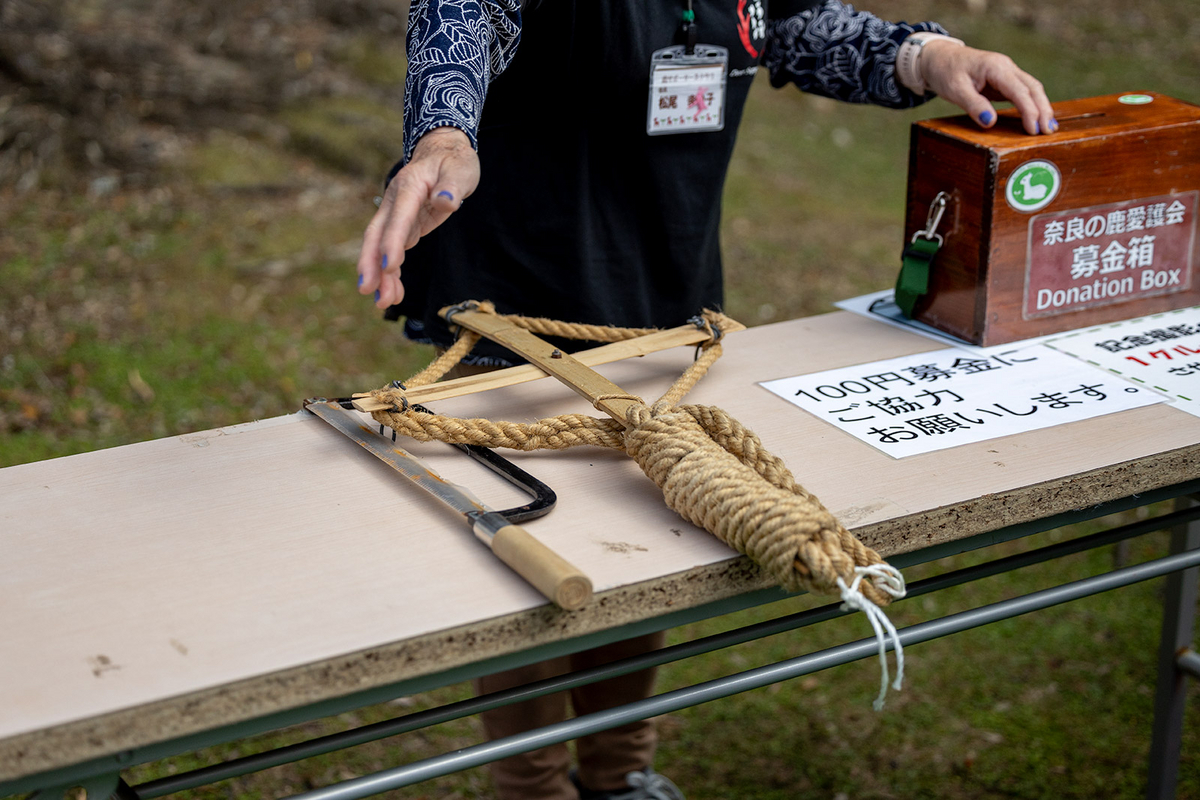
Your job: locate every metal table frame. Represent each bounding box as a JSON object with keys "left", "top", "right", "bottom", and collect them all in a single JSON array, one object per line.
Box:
[{"left": 6, "top": 481, "right": 1199, "bottom": 800}]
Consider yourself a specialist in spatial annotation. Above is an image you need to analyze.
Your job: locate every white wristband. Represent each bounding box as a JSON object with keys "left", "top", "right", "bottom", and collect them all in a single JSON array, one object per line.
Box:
[{"left": 896, "top": 32, "right": 965, "bottom": 96}]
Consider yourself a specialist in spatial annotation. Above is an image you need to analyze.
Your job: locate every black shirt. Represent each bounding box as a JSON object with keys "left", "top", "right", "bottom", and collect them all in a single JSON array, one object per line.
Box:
[{"left": 390, "top": 1, "right": 819, "bottom": 363}]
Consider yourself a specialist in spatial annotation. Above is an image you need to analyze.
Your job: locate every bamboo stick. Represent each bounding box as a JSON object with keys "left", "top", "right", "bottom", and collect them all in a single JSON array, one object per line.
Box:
[{"left": 351, "top": 317, "right": 743, "bottom": 412}]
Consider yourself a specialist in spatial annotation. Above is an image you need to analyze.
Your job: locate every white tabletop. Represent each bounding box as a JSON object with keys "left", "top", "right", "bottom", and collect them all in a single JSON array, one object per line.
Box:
[{"left": 4, "top": 311, "right": 1199, "bottom": 781}]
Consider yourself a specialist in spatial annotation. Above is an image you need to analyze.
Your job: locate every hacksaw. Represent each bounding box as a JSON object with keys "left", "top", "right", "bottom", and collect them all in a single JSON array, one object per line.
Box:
[{"left": 303, "top": 398, "right": 592, "bottom": 610}]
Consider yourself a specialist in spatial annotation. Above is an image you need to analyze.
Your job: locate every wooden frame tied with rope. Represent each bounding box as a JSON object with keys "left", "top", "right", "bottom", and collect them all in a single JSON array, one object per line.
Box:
[{"left": 350, "top": 301, "right": 906, "bottom": 612}]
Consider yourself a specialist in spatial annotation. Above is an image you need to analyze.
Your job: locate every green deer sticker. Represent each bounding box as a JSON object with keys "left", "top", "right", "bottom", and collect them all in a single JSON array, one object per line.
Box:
[{"left": 1006, "top": 160, "right": 1061, "bottom": 213}]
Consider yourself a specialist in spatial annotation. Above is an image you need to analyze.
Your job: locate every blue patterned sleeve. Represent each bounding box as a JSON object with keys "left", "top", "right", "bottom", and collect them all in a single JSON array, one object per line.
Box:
[
  {"left": 402, "top": 0, "right": 522, "bottom": 163},
  {"left": 763, "top": 0, "right": 948, "bottom": 108}
]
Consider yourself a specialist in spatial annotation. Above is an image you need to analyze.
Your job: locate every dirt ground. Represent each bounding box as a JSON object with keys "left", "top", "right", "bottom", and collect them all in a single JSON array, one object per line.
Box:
[
  {"left": 0, "top": 0, "right": 408, "bottom": 190},
  {"left": 4, "top": 0, "right": 1197, "bottom": 198}
]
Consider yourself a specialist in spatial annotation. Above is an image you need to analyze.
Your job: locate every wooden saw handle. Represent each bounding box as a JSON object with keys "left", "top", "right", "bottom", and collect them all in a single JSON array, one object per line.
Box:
[{"left": 489, "top": 523, "right": 593, "bottom": 611}]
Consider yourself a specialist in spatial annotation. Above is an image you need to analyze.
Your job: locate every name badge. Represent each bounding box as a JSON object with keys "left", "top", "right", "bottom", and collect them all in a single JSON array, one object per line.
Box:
[{"left": 647, "top": 45, "right": 728, "bottom": 136}]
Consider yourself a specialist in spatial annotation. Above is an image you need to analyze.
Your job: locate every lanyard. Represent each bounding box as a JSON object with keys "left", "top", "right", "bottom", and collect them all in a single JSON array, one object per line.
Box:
[{"left": 680, "top": 0, "right": 697, "bottom": 54}]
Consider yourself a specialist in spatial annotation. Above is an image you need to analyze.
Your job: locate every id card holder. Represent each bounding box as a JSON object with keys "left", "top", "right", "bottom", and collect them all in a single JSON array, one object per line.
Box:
[{"left": 647, "top": 45, "right": 728, "bottom": 135}]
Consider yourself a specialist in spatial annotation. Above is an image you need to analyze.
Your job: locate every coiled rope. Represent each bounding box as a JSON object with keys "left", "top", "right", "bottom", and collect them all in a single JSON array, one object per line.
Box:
[{"left": 364, "top": 302, "right": 905, "bottom": 612}]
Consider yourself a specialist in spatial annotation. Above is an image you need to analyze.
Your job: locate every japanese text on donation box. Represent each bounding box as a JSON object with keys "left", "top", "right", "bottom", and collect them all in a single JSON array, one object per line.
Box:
[
  {"left": 760, "top": 346, "right": 1162, "bottom": 458},
  {"left": 1024, "top": 191, "right": 1197, "bottom": 319}
]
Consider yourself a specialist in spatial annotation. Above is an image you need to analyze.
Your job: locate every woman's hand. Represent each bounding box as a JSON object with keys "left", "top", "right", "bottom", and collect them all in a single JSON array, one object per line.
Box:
[
  {"left": 920, "top": 41, "right": 1056, "bottom": 136},
  {"left": 356, "top": 126, "right": 480, "bottom": 309}
]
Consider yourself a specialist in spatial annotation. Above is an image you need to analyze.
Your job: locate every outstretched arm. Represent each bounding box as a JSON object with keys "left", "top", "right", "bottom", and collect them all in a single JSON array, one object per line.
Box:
[
  {"left": 357, "top": 127, "right": 478, "bottom": 309},
  {"left": 356, "top": 0, "right": 521, "bottom": 309},
  {"left": 763, "top": 1, "right": 950, "bottom": 108},
  {"left": 763, "top": 0, "right": 1053, "bottom": 134}
]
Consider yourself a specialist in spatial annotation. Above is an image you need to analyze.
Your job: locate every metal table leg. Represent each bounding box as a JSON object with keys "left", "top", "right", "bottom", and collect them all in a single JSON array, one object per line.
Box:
[{"left": 1147, "top": 495, "right": 1200, "bottom": 800}]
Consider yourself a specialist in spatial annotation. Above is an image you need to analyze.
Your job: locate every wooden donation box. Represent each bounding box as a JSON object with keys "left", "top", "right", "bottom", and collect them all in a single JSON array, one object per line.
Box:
[{"left": 901, "top": 92, "right": 1200, "bottom": 345}]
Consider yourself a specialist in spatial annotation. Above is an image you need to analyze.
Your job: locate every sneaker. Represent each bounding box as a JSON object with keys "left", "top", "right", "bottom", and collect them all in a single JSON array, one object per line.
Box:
[{"left": 571, "top": 768, "right": 686, "bottom": 800}]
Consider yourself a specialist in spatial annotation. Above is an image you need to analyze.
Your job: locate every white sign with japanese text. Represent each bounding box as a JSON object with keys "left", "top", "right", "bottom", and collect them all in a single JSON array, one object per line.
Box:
[
  {"left": 1043, "top": 306, "right": 1200, "bottom": 418},
  {"left": 759, "top": 345, "right": 1164, "bottom": 458}
]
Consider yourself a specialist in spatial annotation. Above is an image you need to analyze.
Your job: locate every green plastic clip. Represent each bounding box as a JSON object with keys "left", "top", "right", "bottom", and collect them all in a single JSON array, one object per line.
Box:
[{"left": 894, "top": 192, "right": 949, "bottom": 318}]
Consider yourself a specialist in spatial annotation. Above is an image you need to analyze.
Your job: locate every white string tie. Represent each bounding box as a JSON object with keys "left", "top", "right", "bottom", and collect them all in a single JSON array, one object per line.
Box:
[{"left": 837, "top": 564, "right": 907, "bottom": 711}]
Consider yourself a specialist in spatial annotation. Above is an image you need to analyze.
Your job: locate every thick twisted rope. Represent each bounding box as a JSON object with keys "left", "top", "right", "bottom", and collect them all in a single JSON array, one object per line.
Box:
[
  {"left": 366, "top": 306, "right": 897, "bottom": 606},
  {"left": 623, "top": 403, "right": 888, "bottom": 599}
]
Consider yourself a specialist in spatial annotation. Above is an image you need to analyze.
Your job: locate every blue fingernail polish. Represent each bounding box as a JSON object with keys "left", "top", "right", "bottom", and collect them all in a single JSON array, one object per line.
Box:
[
  {"left": 1049, "top": 118, "right": 1059, "bottom": 132},
  {"left": 437, "top": 190, "right": 454, "bottom": 201},
  {"left": 980, "top": 110, "right": 994, "bottom": 125},
  {"left": 1034, "top": 121, "right": 1041, "bottom": 134},
  {"left": 374, "top": 290, "right": 381, "bottom": 302},
  {"left": 382, "top": 253, "right": 388, "bottom": 269},
  {"left": 357, "top": 274, "right": 363, "bottom": 287}
]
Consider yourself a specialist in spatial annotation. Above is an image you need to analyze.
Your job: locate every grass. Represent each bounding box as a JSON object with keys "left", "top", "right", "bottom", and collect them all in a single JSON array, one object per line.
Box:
[
  {"left": 656, "top": 523, "right": 1188, "bottom": 799},
  {"left": 2, "top": 0, "right": 1199, "bottom": 798}
]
